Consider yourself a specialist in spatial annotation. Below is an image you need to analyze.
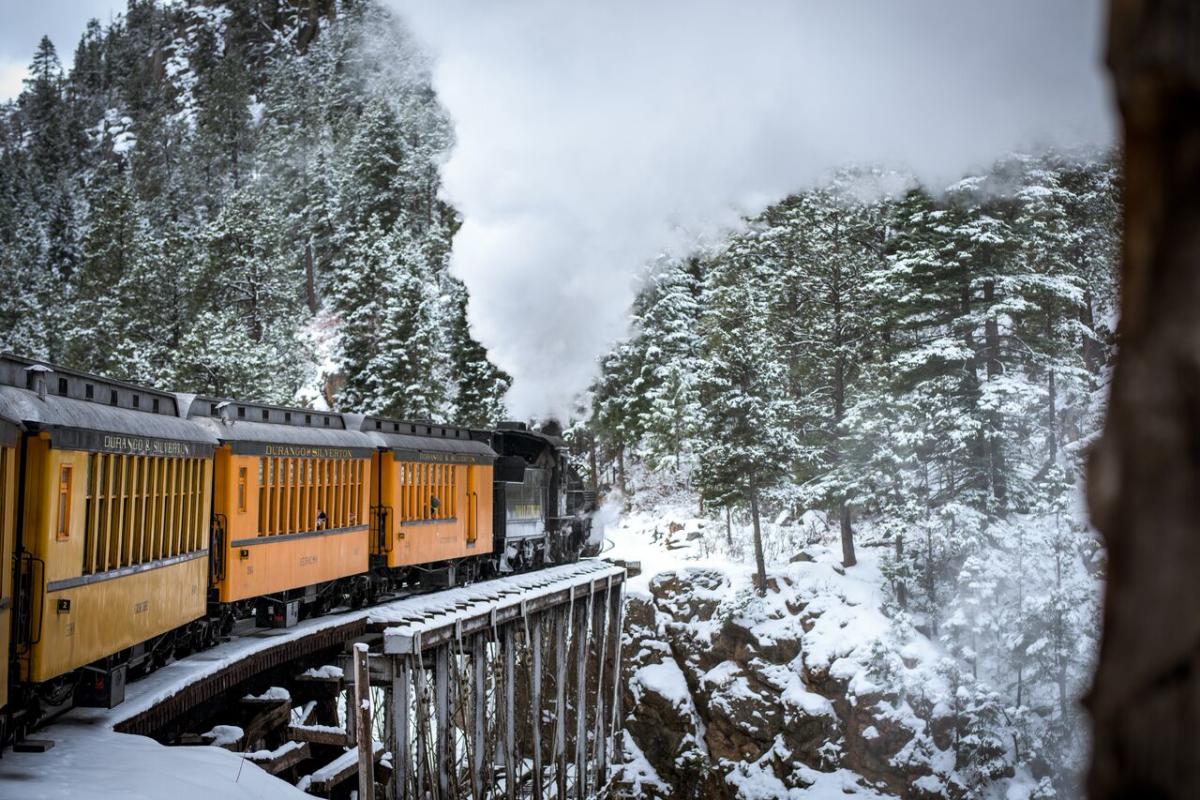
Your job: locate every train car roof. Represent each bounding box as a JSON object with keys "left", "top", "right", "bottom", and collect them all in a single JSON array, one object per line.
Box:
[
  {"left": 0, "top": 354, "right": 218, "bottom": 453},
  {"left": 358, "top": 415, "right": 496, "bottom": 463},
  {"left": 186, "top": 396, "right": 377, "bottom": 457}
]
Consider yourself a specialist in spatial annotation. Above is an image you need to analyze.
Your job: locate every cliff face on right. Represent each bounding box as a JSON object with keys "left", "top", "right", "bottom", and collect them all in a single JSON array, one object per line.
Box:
[{"left": 612, "top": 544, "right": 1041, "bottom": 800}]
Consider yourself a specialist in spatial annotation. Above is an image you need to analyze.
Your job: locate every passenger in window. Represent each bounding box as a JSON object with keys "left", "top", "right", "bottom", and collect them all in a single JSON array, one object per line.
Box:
[
  {"left": 316, "top": 510, "right": 328, "bottom": 530},
  {"left": 430, "top": 496, "right": 441, "bottom": 517}
]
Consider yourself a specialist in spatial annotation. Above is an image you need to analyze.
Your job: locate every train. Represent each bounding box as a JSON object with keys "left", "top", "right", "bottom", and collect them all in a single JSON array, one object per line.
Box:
[{"left": 0, "top": 352, "right": 600, "bottom": 745}]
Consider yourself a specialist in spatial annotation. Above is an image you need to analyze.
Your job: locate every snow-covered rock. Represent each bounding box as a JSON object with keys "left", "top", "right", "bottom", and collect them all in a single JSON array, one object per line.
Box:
[{"left": 615, "top": 547, "right": 965, "bottom": 799}]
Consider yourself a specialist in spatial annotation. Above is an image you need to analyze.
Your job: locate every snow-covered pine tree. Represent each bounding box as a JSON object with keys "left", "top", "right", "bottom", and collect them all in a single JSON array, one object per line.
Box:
[{"left": 696, "top": 226, "right": 801, "bottom": 593}]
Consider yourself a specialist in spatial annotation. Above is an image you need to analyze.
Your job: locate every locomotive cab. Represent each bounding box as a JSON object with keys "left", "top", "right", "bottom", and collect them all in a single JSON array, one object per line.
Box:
[{"left": 485, "top": 422, "right": 598, "bottom": 571}]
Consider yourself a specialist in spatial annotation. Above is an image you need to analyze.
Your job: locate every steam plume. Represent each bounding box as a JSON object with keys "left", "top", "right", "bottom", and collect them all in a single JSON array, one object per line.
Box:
[{"left": 390, "top": 0, "right": 1113, "bottom": 417}]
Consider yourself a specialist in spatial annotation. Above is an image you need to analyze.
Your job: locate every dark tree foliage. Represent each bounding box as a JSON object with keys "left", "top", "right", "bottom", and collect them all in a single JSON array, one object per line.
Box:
[{"left": 0, "top": 0, "right": 509, "bottom": 422}]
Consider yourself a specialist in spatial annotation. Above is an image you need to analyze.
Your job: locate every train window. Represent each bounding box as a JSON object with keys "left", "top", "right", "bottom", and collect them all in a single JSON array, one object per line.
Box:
[
  {"left": 255, "top": 455, "right": 367, "bottom": 537},
  {"left": 397, "top": 461, "right": 457, "bottom": 524},
  {"left": 110, "top": 389, "right": 119, "bottom": 406},
  {"left": 323, "top": 417, "right": 330, "bottom": 427},
  {"left": 261, "top": 409, "right": 269, "bottom": 421},
  {"left": 238, "top": 467, "right": 247, "bottom": 513},
  {"left": 152, "top": 398, "right": 160, "bottom": 412},
  {"left": 285, "top": 412, "right": 292, "bottom": 423},
  {"left": 132, "top": 394, "right": 140, "bottom": 409},
  {"left": 505, "top": 468, "right": 546, "bottom": 539},
  {"left": 56, "top": 465, "right": 73, "bottom": 541},
  {"left": 305, "top": 414, "right": 312, "bottom": 425},
  {"left": 85, "top": 384, "right": 94, "bottom": 399},
  {"left": 58, "top": 377, "right": 68, "bottom": 395},
  {"left": 238, "top": 407, "right": 246, "bottom": 419},
  {"left": 375, "top": 420, "right": 382, "bottom": 430},
  {"left": 82, "top": 453, "right": 210, "bottom": 574}
]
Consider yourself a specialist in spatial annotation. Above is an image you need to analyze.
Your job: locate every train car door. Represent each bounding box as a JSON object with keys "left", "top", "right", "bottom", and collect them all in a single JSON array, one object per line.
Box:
[
  {"left": 466, "top": 464, "right": 477, "bottom": 543},
  {"left": 0, "top": 421, "right": 18, "bottom": 716}
]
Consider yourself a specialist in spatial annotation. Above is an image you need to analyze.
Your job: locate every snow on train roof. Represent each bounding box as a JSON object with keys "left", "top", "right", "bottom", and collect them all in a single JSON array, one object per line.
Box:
[
  {"left": 188, "top": 416, "right": 378, "bottom": 457},
  {"left": 371, "top": 431, "right": 496, "bottom": 462},
  {"left": 0, "top": 354, "right": 219, "bottom": 452},
  {"left": 360, "top": 416, "right": 496, "bottom": 463}
]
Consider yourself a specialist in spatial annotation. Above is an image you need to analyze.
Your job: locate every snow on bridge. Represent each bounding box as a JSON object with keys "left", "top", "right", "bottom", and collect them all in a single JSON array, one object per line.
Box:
[{"left": 0, "top": 560, "right": 627, "bottom": 800}]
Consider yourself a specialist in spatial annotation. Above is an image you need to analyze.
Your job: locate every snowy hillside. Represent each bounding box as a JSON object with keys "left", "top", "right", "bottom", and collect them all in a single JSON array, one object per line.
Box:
[{"left": 608, "top": 499, "right": 1094, "bottom": 799}]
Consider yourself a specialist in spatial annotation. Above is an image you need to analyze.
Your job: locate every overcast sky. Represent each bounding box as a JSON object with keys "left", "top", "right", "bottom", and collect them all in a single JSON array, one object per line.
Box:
[
  {"left": 0, "top": 0, "right": 126, "bottom": 101},
  {"left": 392, "top": 0, "right": 1116, "bottom": 416}
]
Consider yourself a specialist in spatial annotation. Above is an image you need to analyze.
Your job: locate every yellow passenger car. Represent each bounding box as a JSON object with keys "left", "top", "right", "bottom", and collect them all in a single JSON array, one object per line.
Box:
[
  {"left": 188, "top": 399, "right": 377, "bottom": 613},
  {"left": 0, "top": 415, "right": 17, "bottom": 718},
  {"left": 0, "top": 355, "right": 218, "bottom": 708},
  {"left": 363, "top": 417, "right": 495, "bottom": 573}
]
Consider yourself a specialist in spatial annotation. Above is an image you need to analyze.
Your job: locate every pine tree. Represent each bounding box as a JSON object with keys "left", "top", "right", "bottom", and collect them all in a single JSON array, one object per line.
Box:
[{"left": 697, "top": 227, "right": 801, "bottom": 593}]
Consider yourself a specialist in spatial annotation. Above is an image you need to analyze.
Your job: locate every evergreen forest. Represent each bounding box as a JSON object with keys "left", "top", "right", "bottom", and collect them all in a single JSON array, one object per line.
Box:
[
  {"left": 587, "top": 155, "right": 1120, "bottom": 794},
  {"left": 0, "top": 0, "right": 509, "bottom": 425}
]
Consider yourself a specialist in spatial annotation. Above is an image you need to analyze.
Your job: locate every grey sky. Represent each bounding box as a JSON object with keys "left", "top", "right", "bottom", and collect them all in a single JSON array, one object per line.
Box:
[
  {"left": 393, "top": 0, "right": 1116, "bottom": 417},
  {"left": 0, "top": 1, "right": 126, "bottom": 101}
]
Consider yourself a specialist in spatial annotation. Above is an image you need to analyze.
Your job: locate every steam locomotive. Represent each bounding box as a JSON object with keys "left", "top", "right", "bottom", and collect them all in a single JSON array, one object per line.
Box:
[{"left": 0, "top": 353, "right": 600, "bottom": 745}]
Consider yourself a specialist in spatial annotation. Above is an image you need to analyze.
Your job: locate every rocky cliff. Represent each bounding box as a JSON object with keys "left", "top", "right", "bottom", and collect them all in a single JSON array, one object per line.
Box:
[{"left": 613, "top": 544, "right": 973, "bottom": 799}]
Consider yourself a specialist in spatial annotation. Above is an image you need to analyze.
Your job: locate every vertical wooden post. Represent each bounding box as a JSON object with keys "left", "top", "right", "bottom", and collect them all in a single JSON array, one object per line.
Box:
[
  {"left": 416, "top": 660, "right": 428, "bottom": 793},
  {"left": 574, "top": 596, "right": 590, "bottom": 800},
  {"left": 608, "top": 585, "right": 624, "bottom": 777},
  {"left": 384, "top": 670, "right": 396, "bottom": 800},
  {"left": 436, "top": 644, "right": 451, "bottom": 800},
  {"left": 503, "top": 624, "right": 517, "bottom": 800},
  {"left": 591, "top": 584, "right": 610, "bottom": 793},
  {"left": 393, "top": 656, "right": 410, "bottom": 800},
  {"left": 472, "top": 635, "right": 487, "bottom": 800},
  {"left": 531, "top": 614, "right": 544, "bottom": 800},
  {"left": 346, "top": 667, "right": 358, "bottom": 749},
  {"left": 353, "top": 643, "right": 375, "bottom": 800},
  {"left": 555, "top": 608, "right": 568, "bottom": 799}
]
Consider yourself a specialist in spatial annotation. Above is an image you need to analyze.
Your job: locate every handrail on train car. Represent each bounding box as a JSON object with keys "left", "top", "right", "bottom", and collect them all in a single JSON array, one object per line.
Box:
[
  {"left": 16, "top": 550, "right": 45, "bottom": 648},
  {"left": 372, "top": 505, "right": 393, "bottom": 553},
  {"left": 209, "top": 514, "right": 228, "bottom": 583}
]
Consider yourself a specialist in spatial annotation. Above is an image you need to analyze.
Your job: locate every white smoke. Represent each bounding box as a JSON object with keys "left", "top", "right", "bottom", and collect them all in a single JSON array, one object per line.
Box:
[{"left": 389, "top": 0, "right": 1113, "bottom": 418}]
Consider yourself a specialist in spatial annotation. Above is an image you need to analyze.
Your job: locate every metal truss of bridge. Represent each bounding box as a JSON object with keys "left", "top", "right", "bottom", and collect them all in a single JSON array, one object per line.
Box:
[{"left": 353, "top": 559, "right": 627, "bottom": 800}]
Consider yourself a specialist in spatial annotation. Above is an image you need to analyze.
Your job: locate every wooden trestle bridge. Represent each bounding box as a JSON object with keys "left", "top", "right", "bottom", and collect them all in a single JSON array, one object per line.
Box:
[{"left": 112, "top": 560, "right": 630, "bottom": 799}]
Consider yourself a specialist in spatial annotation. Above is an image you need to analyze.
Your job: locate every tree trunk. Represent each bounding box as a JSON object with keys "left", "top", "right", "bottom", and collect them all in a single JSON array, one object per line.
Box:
[
  {"left": 585, "top": 431, "right": 595, "bottom": 494},
  {"left": 839, "top": 500, "right": 857, "bottom": 567},
  {"left": 748, "top": 480, "right": 767, "bottom": 596},
  {"left": 982, "top": 279, "right": 1008, "bottom": 504},
  {"left": 725, "top": 505, "right": 733, "bottom": 549},
  {"left": 305, "top": 241, "right": 319, "bottom": 313},
  {"left": 1046, "top": 310, "right": 1059, "bottom": 463},
  {"left": 1086, "top": 2, "right": 1200, "bottom": 798},
  {"left": 616, "top": 445, "right": 627, "bottom": 500}
]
